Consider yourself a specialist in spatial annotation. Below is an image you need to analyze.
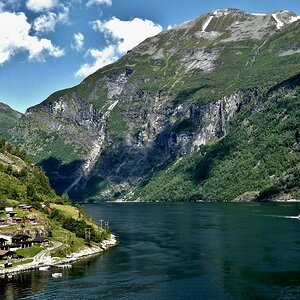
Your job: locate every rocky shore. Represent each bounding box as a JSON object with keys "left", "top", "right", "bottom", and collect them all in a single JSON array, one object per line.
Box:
[{"left": 0, "top": 234, "right": 117, "bottom": 276}]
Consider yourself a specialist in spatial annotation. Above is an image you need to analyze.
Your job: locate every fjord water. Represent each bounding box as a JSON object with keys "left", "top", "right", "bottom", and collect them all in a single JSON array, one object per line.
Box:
[{"left": 1, "top": 203, "right": 300, "bottom": 300}]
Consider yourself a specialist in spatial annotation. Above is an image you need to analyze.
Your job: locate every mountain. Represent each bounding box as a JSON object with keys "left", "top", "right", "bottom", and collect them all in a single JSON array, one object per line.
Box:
[
  {"left": 0, "top": 103, "right": 22, "bottom": 139},
  {"left": 7, "top": 9, "right": 300, "bottom": 201}
]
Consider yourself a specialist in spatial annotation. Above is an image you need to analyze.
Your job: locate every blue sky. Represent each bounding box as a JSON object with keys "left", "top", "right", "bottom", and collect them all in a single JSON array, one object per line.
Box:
[{"left": 0, "top": 0, "right": 299, "bottom": 113}]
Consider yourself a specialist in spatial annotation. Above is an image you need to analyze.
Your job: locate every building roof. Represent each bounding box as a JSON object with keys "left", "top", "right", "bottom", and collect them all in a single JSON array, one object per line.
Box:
[
  {"left": 0, "top": 250, "right": 14, "bottom": 256},
  {"left": 32, "top": 236, "right": 49, "bottom": 243},
  {"left": 0, "top": 238, "right": 8, "bottom": 242},
  {"left": 21, "top": 205, "right": 35, "bottom": 209},
  {"left": 4, "top": 207, "right": 13, "bottom": 212},
  {"left": 11, "top": 234, "right": 31, "bottom": 240}
]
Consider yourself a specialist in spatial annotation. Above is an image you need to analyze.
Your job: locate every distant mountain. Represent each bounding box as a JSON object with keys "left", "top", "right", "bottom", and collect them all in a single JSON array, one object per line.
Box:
[
  {"left": 0, "top": 102, "right": 22, "bottom": 139},
  {"left": 7, "top": 9, "right": 300, "bottom": 201}
]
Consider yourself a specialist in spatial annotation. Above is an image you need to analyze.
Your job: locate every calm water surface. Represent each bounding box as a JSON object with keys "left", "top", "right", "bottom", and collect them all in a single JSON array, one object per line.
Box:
[{"left": 1, "top": 202, "right": 300, "bottom": 300}]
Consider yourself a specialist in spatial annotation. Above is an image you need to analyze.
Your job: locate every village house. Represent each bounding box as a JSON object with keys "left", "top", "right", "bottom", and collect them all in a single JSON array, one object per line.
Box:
[
  {"left": 5, "top": 207, "right": 18, "bottom": 218},
  {"left": 42, "top": 204, "right": 52, "bottom": 214},
  {"left": 27, "top": 214, "right": 39, "bottom": 224},
  {"left": 0, "top": 244, "right": 10, "bottom": 251},
  {"left": 0, "top": 218, "right": 7, "bottom": 226},
  {"left": 11, "top": 234, "right": 32, "bottom": 248},
  {"left": 12, "top": 217, "right": 24, "bottom": 225},
  {"left": 0, "top": 250, "right": 15, "bottom": 260},
  {"left": 0, "top": 237, "right": 8, "bottom": 247},
  {"left": 19, "top": 204, "right": 36, "bottom": 212},
  {"left": 4, "top": 207, "right": 13, "bottom": 213},
  {"left": 32, "top": 236, "right": 49, "bottom": 247}
]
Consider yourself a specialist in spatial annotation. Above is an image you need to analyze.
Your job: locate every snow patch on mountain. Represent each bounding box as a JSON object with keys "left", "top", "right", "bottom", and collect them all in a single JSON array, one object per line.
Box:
[
  {"left": 202, "top": 16, "right": 214, "bottom": 31},
  {"left": 272, "top": 13, "right": 284, "bottom": 29}
]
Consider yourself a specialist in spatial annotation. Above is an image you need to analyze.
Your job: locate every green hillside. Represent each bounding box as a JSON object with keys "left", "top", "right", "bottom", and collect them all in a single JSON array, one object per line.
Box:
[
  {"left": 133, "top": 75, "right": 300, "bottom": 201},
  {"left": 0, "top": 103, "right": 21, "bottom": 139},
  {"left": 0, "top": 139, "right": 109, "bottom": 257}
]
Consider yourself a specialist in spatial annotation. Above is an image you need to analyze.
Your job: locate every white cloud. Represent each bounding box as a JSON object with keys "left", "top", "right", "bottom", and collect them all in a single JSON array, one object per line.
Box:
[
  {"left": 75, "top": 45, "right": 117, "bottom": 77},
  {"left": 0, "top": 11, "right": 64, "bottom": 65},
  {"left": 92, "top": 17, "right": 162, "bottom": 53},
  {"left": 57, "top": 5, "right": 69, "bottom": 23},
  {"left": 33, "top": 5, "right": 69, "bottom": 33},
  {"left": 0, "top": 2, "right": 4, "bottom": 12},
  {"left": 26, "top": 0, "right": 58, "bottom": 12},
  {"left": 86, "top": 0, "right": 112, "bottom": 7},
  {"left": 72, "top": 32, "right": 85, "bottom": 52},
  {"left": 33, "top": 12, "right": 57, "bottom": 32},
  {"left": 75, "top": 17, "right": 162, "bottom": 78},
  {"left": 2, "top": 0, "right": 21, "bottom": 10}
]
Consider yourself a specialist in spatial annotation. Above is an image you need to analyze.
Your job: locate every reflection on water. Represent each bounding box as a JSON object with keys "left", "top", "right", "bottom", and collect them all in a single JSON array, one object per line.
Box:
[
  {"left": 0, "top": 271, "right": 49, "bottom": 300},
  {"left": 0, "top": 202, "right": 299, "bottom": 300}
]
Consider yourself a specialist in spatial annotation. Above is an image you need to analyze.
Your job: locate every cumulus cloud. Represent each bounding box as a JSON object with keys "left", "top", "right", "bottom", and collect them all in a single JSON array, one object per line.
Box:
[
  {"left": 86, "top": 0, "right": 112, "bottom": 6},
  {"left": 33, "top": 12, "right": 57, "bottom": 32},
  {"left": 26, "top": 0, "right": 58, "bottom": 12},
  {"left": 76, "top": 17, "right": 162, "bottom": 77},
  {"left": 0, "top": 11, "right": 64, "bottom": 65},
  {"left": 33, "top": 5, "right": 69, "bottom": 33},
  {"left": 92, "top": 17, "right": 162, "bottom": 53},
  {"left": 75, "top": 45, "right": 117, "bottom": 77},
  {"left": 72, "top": 32, "right": 85, "bottom": 52}
]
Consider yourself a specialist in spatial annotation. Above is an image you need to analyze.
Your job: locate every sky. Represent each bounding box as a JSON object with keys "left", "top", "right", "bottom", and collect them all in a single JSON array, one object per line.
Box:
[{"left": 0, "top": 0, "right": 299, "bottom": 113}]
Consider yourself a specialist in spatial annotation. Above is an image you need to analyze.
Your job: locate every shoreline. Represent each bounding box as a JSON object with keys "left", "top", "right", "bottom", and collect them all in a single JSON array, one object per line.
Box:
[
  {"left": 77, "top": 198, "right": 300, "bottom": 204},
  {"left": 0, "top": 234, "right": 117, "bottom": 276}
]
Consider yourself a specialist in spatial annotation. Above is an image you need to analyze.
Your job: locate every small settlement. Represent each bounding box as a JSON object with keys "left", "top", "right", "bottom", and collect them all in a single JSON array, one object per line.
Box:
[{"left": 0, "top": 204, "right": 51, "bottom": 268}]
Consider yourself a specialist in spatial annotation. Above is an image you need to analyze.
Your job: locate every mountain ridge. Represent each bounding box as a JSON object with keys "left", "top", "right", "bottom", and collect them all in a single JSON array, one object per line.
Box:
[{"left": 2, "top": 9, "right": 300, "bottom": 202}]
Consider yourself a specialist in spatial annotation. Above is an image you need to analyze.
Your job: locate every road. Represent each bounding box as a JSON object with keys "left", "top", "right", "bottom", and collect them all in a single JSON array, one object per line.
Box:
[{"left": 33, "top": 241, "right": 62, "bottom": 264}]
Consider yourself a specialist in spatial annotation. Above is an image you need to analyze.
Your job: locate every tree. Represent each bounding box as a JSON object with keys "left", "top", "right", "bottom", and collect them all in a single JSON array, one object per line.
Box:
[
  {"left": 26, "top": 184, "right": 36, "bottom": 199},
  {"left": 0, "top": 139, "right": 5, "bottom": 152},
  {"left": 0, "top": 196, "right": 7, "bottom": 210}
]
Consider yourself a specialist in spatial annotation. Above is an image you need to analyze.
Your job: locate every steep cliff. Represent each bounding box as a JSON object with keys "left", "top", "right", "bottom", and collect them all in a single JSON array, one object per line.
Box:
[{"left": 8, "top": 9, "right": 300, "bottom": 201}]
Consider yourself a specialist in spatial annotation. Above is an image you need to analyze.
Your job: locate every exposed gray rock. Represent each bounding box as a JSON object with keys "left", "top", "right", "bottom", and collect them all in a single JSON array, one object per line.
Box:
[
  {"left": 181, "top": 48, "right": 219, "bottom": 72},
  {"left": 222, "top": 14, "right": 274, "bottom": 42}
]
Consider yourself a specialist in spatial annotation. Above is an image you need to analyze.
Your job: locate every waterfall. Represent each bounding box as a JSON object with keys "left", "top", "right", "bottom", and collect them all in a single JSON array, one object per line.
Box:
[{"left": 220, "top": 101, "right": 226, "bottom": 136}]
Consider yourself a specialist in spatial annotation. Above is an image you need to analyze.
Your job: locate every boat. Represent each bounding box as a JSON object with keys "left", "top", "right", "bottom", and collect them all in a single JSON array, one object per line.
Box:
[
  {"left": 39, "top": 266, "right": 50, "bottom": 271},
  {"left": 285, "top": 214, "right": 300, "bottom": 219},
  {"left": 51, "top": 263, "right": 72, "bottom": 268},
  {"left": 52, "top": 273, "right": 63, "bottom": 278},
  {"left": 63, "top": 264, "right": 72, "bottom": 269}
]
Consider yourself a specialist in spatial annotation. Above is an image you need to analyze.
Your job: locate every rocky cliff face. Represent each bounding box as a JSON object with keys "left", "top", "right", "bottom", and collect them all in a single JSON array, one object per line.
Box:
[{"left": 8, "top": 9, "right": 300, "bottom": 201}]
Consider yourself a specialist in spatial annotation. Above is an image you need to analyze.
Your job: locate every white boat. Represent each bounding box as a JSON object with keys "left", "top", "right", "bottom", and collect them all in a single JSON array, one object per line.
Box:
[
  {"left": 39, "top": 266, "right": 50, "bottom": 271},
  {"left": 52, "top": 273, "right": 63, "bottom": 278},
  {"left": 285, "top": 214, "right": 300, "bottom": 219}
]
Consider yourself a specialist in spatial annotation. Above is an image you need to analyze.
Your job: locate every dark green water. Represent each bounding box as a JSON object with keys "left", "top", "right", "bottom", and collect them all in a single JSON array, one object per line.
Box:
[{"left": 1, "top": 203, "right": 300, "bottom": 300}]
